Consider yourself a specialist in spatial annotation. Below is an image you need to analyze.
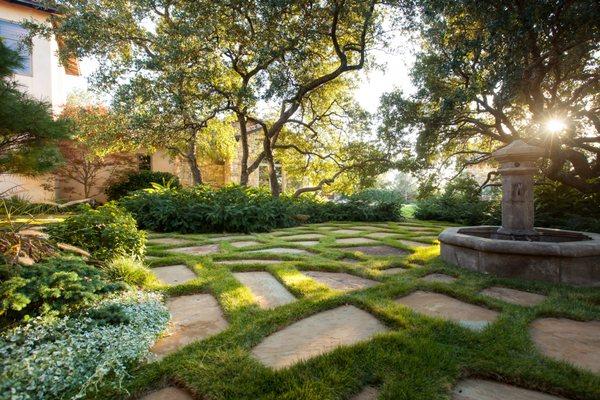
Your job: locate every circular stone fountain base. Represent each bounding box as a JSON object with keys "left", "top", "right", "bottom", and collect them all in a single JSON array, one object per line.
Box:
[{"left": 439, "top": 226, "right": 600, "bottom": 287}]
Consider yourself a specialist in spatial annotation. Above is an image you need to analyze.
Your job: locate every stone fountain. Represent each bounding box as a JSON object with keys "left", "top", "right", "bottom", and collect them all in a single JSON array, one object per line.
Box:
[{"left": 439, "top": 140, "right": 600, "bottom": 286}]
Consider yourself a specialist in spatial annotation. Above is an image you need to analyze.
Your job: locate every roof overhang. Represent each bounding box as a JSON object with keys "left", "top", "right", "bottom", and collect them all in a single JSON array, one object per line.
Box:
[{"left": 6, "top": 0, "right": 58, "bottom": 13}]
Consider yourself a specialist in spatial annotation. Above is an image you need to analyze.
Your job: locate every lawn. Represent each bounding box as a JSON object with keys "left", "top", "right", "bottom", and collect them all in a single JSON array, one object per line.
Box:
[{"left": 104, "top": 220, "right": 598, "bottom": 400}]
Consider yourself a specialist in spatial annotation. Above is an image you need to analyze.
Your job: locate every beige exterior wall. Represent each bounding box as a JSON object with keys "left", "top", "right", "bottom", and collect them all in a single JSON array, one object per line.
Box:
[{"left": 0, "top": 0, "right": 84, "bottom": 202}]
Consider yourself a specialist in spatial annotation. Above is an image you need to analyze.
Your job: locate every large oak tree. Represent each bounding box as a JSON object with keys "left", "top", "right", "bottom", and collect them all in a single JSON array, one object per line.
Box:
[{"left": 379, "top": 0, "right": 600, "bottom": 193}]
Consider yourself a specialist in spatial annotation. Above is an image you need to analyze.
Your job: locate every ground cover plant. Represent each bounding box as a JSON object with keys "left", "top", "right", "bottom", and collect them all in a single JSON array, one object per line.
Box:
[
  {"left": 119, "top": 184, "right": 403, "bottom": 234},
  {"left": 0, "top": 291, "right": 169, "bottom": 400},
  {"left": 0, "top": 256, "right": 125, "bottom": 328},
  {"left": 46, "top": 203, "right": 146, "bottom": 261},
  {"left": 105, "top": 220, "right": 599, "bottom": 400}
]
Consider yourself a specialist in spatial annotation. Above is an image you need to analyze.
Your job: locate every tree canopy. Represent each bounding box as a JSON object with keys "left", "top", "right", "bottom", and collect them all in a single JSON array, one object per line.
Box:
[
  {"left": 36, "top": 0, "right": 390, "bottom": 194},
  {"left": 0, "top": 41, "right": 68, "bottom": 175},
  {"left": 379, "top": 0, "right": 600, "bottom": 193}
]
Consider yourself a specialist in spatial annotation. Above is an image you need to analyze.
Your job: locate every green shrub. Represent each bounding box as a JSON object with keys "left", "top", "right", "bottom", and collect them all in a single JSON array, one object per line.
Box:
[
  {"left": 0, "top": 257, "right": 125, "bottom": 326},
  {"left": 534, "top": 179, "right": 600, "bottom": 233},
  {"left": 415, "top": 175, "right": 500, "bottom": 225},
  {"left": 119, "top": 185, "right": 403, "bottom": 233},
  {"left": 105, "top": 170, "right": 181, "bottom": 200},
  {"left": 46, "top": 203, "right": 146, "bottom": 261},
  {"left": 120, "top": 184, "right": 294, "bottom": 233},
  {"left": 102, "top": 256, "right": 157, "bottom": 288},
  {"left": 0, "top": 291, "right": 169, "bottom": 400}
]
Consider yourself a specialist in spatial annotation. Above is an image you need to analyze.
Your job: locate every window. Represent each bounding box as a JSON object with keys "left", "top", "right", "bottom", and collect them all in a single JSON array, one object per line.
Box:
[
  {"left": 138, "top": 155, "right": 152, "bottom": 171},
  {"left": 0, "top": 20, "right": 32, "bottom": 75}
]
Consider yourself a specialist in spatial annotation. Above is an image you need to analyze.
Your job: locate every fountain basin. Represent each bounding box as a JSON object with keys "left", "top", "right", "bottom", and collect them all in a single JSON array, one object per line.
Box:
[{"left": 439, "top": 226, "right": 600, "bottom": 287}]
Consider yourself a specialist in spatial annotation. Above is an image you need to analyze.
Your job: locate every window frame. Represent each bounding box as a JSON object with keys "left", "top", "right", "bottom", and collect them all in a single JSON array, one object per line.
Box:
[{"left": 0, "top": 18, "right": 33, "bottom": 77}]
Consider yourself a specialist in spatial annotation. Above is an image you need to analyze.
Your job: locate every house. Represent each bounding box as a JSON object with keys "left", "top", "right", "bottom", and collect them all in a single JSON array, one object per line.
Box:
[{"left": 0, "top": 0, "right": 287, "bottom": 203}]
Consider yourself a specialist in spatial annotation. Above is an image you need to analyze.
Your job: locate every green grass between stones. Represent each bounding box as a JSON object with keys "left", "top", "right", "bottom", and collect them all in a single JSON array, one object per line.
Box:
[{"left": 101, "top": 220, "right": 599, "bottom": 400}]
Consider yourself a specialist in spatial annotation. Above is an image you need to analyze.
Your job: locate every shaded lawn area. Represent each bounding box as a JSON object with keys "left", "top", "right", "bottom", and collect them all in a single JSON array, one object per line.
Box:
[{"left": 101, "top": 220, "right": 599, "bottom": 400}]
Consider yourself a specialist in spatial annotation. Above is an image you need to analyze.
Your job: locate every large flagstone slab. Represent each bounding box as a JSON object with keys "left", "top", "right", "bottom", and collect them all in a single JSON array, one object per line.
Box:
[
  {"left": 332, "top": 229, "right": 363, "bottom": 235},
  {"left": 303, "top": 271, "right": 379, "bottom": 291},
  {"left": 396, "top": 291, "right": 499, "bottom": 331},
  {"left": 148, "top": 238, "right": 189, "bottom": 246},
  {"left": 230, "top": 240, "right": 261, "bottom": 248},
  {"left": 280, "top": 233, "right": 325, "bottom": 240},
  {"left": 341, "top": 245, "right": 408, "bottom": 257},
  {"left": 215, "top": 259, "right": 282, "bottom": 265},
  {"left": 210, "top": 235, "right": 253, "bottom": 241},
  {"left": 453, "top": 379, "right": 570, "bottom": 400},
  {"left": 246, "top": 247, "right": 311, "bottom": 255},
  {"left": 335, "top": 237, "right": 379, "bottom": 245},
  {"left": 480, "top": 286, "right": 546, "bottom": 306},
  {"left": 294, "top": 240, "right": 320, "bottom": 246},
  {"left": 140, "top": 387, "right": 194, "bottom": 400},
  {"left": 530, "top": 318, "right": 600, "bottom": 373},
  {"left": 379, "top": 267, "right": 408, "bottom": 275},
  {"left": 152, "top": 265, "right": 196, "bottom": 285},
  {"left": 151, "top": 294, "right": 228, "bottom": 358},
  {"left": 168, "top": 244, "right": 220, "bottom": 255},
  {"left": 397, "top": 239, "right": 432, "bottom": 248},
  {"left": 233, "top": 272, "right": 296, "bottom": 309},
  {"left": 366, "top": 232, "right": 398, "bottom": 239},
  {"left": 251, "top": 305, "right": 388, "bottom": 370}
]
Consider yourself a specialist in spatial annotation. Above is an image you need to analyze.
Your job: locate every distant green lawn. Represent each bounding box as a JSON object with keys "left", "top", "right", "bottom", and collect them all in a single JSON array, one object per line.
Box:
[{"left": 92, "top": 220, "right": 599, "bottom": 399}]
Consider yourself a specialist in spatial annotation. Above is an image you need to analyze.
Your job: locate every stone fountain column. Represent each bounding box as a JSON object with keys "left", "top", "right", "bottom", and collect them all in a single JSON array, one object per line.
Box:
[{"left": 491, "top": 140, "right": 545, "bottom": 240}]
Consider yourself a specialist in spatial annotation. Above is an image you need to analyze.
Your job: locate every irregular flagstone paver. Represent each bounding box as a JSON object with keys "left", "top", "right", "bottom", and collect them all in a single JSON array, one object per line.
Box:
[
  {"left": 341, "top": 257, "right": 360, "bottom": 264},
  {"left": 366, "top": 232, "right": 398, "bottom": 239},
  {"left": 148, "top": 238, "right": 189, "bottom": 246},
  {"left": 351, "top": 386, "right": 380, "bottom": 400},
  {"left": 151, "top": 294, "right": 228, "bottom": 358},
  {"left": 530, "top": 318, "right": 600, "bottom": 373},
  {"left": 353, "top": 225, "right": 387, "bottom": 231},
  {"left": 215, "top": 259, "right": 282, "bottom": 265},
  {"left": 246, "top": 247, "right": 311, "bottom": 255},
  {"left": 210, "top": 235, "right": 252, "bottom": 242},
  {"left": 452, "top": 379, "right": 570, "bottom": 400},
  {"left": 422, "top": 273, "right": 457, "bottom": 283},
  {"left": 280, "top": 233, "right": 325, "bottom": 240},
  {"left": 293, "top": 240, "right": 320, "bottom": 246},
  {"left": 168, "top": 244, "right": 220, "bottom": 255},
  {"left": 233, "top": 272, "right": 296, "bottom": 309},
  {"left": 341, "top": 245, "right": 408, "bottom": 257},
  {"left": 229, "top": 240, "right": 261, "bottom": 248},
  {"left": 303, "top": 271, "right": 379, "bottom": 291},
  {"left": 396, "top": 291, "right": 499, "bottom": 331},
  {"left": 412, "top": 236, "right": 438, "bottom": 241},
  {"left": 397, "top": 239, "right": 432, "bottom": 248},
  {"left": 332, "top": 229, "right": 363, "bottom": 235},
  {"left": 335, "top": 237, "right": 379, "bottom": 245},
  {"left": 152, "top": 265, "right": 196, "bottom": 285},
  {"left": 480, "top": 286, "right": 546, "bottom": 306},
  {"left": 379, "top": 267, "right": 407, "bottom": 275},
  {"left": 251, "top": 305, "right": 388, "bottom": 370},
  {"left": 140, "top": 387, "right": 194, "bottom": 400}
]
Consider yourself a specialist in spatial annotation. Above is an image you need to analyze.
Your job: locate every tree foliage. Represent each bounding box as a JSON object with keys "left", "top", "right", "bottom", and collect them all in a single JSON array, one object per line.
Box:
[
  {"left": 380, "top": 0, "right": 600, "bottom": 193},
  {"left": 0, "top": 41, "right": 68, "bottom": 175}
]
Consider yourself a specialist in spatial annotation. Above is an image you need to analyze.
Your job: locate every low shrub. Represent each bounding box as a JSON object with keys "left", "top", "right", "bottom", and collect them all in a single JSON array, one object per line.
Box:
[
  {"left": 102, "top": 256, "right": 157, "bottom": 288},
  {"left": 119, "top": 185, "right": 403, "bottom": 233},
  {"left": 0, "top": 257, "right": 125, "bottom": 327},
  {"left": 0, "top": 291, "right": 169, "bottom": 400},
  {"left": 105, "top": 170, "right": 181, "bottom": 200},
  {"left": 46, "top": 203, "right": 146, "bottom": 261},
  {"left": 291, "top": 191, "right": 403, "bottom": 223},
  {"left": 120, "top": 184, "right": 294, "bottom": 233},
  {"left": 415, "top": 175, "right": 500, "bottom": 225}
]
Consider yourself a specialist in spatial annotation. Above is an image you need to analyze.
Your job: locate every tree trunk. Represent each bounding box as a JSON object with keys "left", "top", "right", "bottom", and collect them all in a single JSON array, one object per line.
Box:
[
  {"left": 186, "top": 138, "right": 203, "bottom": 185},
  {"left": 263, "top": 136, "right": 281, "bottom": 197},
  {"left": 237, "top": 113, "right": 250, "bottom": 186}
]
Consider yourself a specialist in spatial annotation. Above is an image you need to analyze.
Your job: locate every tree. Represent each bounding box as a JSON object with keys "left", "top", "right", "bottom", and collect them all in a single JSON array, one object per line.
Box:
[
  {"left": 38, "top": 0, "right": 387, "bottom": 194},
  {"left": 54, "top": 103, "right": 135, "bottom": 199},
  {"left": 0, "top": 40, "right": 68, "bottom": 175},
  {"left": 380, "top": 0, "right": 600, "bottom": 193}
]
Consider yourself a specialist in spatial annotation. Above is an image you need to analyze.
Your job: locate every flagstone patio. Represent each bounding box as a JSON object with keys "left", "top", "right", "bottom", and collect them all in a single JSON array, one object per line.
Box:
[
  {"left": 303, "top": 271, "right": 379, "bottom": 291},
  {"left": 233, "top": 272, "right": 296, "bottom": 309},
  {"left": 152, "top": 265, "right": 197, "bottom": 285}
]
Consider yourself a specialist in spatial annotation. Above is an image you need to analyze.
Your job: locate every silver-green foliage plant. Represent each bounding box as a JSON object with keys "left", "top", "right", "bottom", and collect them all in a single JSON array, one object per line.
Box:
[{"left": 0, "top": 291, "right": 169, "bottom": 400}]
